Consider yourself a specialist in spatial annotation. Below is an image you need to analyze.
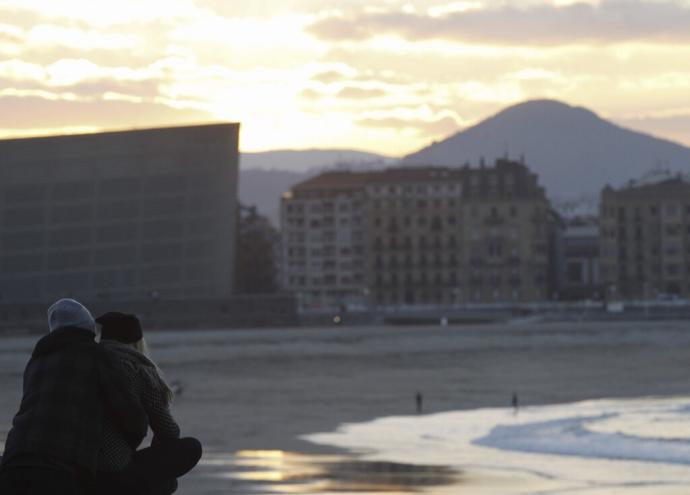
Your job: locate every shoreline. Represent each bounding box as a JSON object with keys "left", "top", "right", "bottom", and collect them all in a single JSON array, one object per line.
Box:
[
  {"left": 302, "top": 396, "right": 690, "bottom": 494},
  {"left": 3, "top": 321, "right": 690, "bottom": 493}
]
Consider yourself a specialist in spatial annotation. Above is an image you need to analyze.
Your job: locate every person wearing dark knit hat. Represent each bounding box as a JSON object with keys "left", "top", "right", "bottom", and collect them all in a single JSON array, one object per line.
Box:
[
  {"left": 97, "top": 312, "right": 143, "bottom": 343},
  {"left": 95, "top": 312, "right": 201, "bottom": 495}
]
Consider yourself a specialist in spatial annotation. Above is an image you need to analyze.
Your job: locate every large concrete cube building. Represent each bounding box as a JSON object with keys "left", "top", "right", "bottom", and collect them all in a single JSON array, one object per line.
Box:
[{"left": 0, "top": 123, "right": 239, "bottom": 303}]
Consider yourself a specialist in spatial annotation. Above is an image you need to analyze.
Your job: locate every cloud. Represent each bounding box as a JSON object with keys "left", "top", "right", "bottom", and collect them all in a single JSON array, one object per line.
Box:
[
  {"left": 357, "top": 114, "right": 461, "bottom": 137},
  {"left": 337, "top": 86, "right": 387, "bottom": 99},
  {"left": 299, "top": 85, "right": 387, "bottom": 102},
  {"left": 307, "top": 1, "right": 690, "bottom": 45},
  {"left": 26, "top": 24, "right": 140, "bottom": 51},
  {"left": 300, "top": 88, "right": 322, "bottom": 100},
  {"left": 0, "top": 59, "right": 165, "bottom": 101},
  {"left": 2, "top": 0, "right": 690, "bottom": 155},
  {"left": 311, "top": 70, "right": 349, "bottom": 84},
  {"left": 0, "top": 77, "right": 162, "bottom": 101},
  {"left": 0, "top": 23, "right": 22, "bottom": 43},
  {"left": 0, "top": 94, "right": 215, "bottom": 132},
  {"left": 0, "top": 0, "right": 199, "bottom": 27},
  {"left": 616, "top": 110, "right": 690, "bottom": 147}
]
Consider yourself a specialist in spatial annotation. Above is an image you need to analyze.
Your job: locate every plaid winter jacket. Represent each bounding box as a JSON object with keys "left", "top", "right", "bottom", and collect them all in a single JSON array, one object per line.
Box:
[{"left": 1, "top": 327, "right": 147, "bottom": 473}]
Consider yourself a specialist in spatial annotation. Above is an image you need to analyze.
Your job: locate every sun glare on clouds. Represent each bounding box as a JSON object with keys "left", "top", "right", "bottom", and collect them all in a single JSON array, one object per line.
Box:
[
  {"left": 1, "top": 0, "right": 690, "bottom": 152},
  {"left": 0, "top": 0, "right": 199, "bottom": 26}
]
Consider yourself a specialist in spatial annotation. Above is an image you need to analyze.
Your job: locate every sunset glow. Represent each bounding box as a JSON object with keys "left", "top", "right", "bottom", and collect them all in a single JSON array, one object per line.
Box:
[{"left": 2, "top": 0, "right": 690, "bottom": 154}]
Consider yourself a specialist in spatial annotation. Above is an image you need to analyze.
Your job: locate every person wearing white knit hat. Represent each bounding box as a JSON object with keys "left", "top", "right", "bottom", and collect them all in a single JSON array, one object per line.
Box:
[
  {"left": 0, "top": 298, "right": 144, "bottom": 495},
  {"left": 47, "top": 298, "right": 96, "bottom": 333}
]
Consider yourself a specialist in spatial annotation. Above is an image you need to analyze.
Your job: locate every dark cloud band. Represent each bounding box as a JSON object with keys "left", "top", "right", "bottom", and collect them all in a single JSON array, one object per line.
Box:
[{"left": 308, "top": 1, "right": 690, "bottom": 45}]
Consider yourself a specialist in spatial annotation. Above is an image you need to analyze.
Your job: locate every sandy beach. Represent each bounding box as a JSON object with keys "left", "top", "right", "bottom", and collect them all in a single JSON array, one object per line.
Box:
[{"left": 2, "top": 320, "right": 690, "bottom": 493}]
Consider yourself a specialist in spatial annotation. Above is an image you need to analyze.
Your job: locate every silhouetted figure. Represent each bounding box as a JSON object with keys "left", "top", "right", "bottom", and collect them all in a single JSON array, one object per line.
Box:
[
  {"left": 0, "top": 299, "right": 144, "bottom": 495},
  {"left": 95, "top": 312, "right": 201, "bottom": 495},
  {"left": 416, "top": 392, "right": 423, "bottom": 414},
  {"left": 512, "top": 392, "right": 519, "bottom": 415}
]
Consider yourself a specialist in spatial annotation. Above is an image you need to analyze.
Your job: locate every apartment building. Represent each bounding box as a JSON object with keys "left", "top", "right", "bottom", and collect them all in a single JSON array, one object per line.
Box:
[
  {"left": 600, "top": 175, "right": 690, "bottom": 300},
  {"left": 281, "top": 172, "right": 368, "bottom": 308},
  {"left": 366, "top": 160, "right": 554, "bottom": 305},
  {"left": 282, "top": 159, "right": 557, "bottom": 307}
]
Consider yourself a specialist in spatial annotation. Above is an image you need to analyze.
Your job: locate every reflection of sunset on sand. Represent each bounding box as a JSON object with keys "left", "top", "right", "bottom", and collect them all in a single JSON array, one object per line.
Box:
[{"left": 205, "top": 449, "right": 458, "bottom": 494}]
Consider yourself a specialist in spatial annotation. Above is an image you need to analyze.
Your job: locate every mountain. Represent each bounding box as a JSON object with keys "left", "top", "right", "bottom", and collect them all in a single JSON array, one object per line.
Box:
[
  {"left": 240, "top": 101, "right": 690, "bottom": 225},
  {"left": 239, "top": 149, "right": 392, "bottom": 225},
  {"left": 403, "top": 100, "right": 690, "bottom": 202},
  {"left": 241, "top": 149, "right": 391, "bottom": 172},
  {"left": 238, "top": 168, "right": 313, "bottom": 226}
]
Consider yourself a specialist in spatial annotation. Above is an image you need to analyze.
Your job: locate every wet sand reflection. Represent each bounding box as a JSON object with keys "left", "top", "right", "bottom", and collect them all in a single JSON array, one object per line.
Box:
[{"left": 201, "top": 449, "right": 460, "bottom": 493}]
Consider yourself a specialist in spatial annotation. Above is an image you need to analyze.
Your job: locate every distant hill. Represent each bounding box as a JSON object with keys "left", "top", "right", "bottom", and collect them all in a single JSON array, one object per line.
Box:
[
  {"left": 239, "top": 101, "right": 690, "bottom": 225},
  {"left": 238, "top": 168, "right": 313, "bottom": 226},
  {"left": 403, "top": 100, "right": 690, "bottom": 202},
  {"left": 239, "top": 149, "right": 391, "bottom": 225},
  {"left": 241, "top": 149, "right": 391, "bottom": 172}
]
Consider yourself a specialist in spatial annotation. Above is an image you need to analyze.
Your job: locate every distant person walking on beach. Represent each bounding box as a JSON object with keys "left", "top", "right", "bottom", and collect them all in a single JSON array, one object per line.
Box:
[
  {"left": 416, "top": 392, "right": 424, "bottom": 414},
  {"left": 0, "top": 299, "right": 144, "bottom": 495},
  {"left": 95, "top": 312, "right": 202, "bottom": 495},
  {"left": 512, "top": 392, "right": 519, "bottom": 415}
]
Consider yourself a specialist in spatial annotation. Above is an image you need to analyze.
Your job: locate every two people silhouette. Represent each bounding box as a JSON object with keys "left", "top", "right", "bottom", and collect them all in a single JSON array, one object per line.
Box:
[{"left": 0, "top": 299, "right": 201, "bottom": 495}]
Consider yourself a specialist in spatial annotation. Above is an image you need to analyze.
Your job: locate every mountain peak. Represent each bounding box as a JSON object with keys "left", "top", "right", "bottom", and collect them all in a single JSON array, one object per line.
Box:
[
  {"left": 403, "top": 99, "right": 690, "bottom": 201},
  {"left": 484, "top": 99, "right": 603, "bottom": 128},
  {"left": 502, "top": 98, "right": 586, "bottom": 113}
]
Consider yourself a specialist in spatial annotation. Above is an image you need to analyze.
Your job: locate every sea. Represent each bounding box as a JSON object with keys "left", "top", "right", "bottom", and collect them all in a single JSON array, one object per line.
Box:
[{"left": 207, "top": 396, "right": 690, "bottom": 494}]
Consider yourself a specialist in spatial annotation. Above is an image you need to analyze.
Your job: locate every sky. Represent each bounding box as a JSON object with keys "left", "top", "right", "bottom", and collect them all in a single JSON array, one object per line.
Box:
[{"left": 1, "top": 0, "right": 690, "bottom": 155}]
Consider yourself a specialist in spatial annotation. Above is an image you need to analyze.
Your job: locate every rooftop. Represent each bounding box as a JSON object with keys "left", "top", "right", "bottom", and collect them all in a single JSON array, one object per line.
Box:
[{"left": 292, "top": 159, "right": 532, "bottom": 192}]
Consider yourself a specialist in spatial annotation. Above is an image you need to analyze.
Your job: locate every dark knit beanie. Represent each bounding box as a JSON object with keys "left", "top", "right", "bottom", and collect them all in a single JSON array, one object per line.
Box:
[{"left": 96, "top": 312, "right": 143, "bottom": 344}]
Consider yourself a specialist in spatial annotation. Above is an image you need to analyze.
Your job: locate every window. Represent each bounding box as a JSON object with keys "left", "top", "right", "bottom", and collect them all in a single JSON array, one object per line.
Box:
[
  {"left": 6, "top": 185, "right": 47, "bottom": 204},
  {"left": 567, "top": 262, "right": 583, "bottom": 283},
  {"left": 94, "top": 245, "right": 137, "bottom": 265},
  {"left": 52, "top": 181, "right": 94, "bottom": 200},
  {"left": 141, "top": 265, "right": 180, "bottom": 285},
  {"left": 141, "top": 243, "right": 182, "bottom": 262}
]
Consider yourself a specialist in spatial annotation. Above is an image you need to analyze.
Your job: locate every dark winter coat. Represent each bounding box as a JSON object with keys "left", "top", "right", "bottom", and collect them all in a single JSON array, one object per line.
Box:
[
  {"left": 98, "top": 340, "right": 180, "bottom": 472},
  {"left": 1, "top": 327, "right": 147, "bottom": 474}
]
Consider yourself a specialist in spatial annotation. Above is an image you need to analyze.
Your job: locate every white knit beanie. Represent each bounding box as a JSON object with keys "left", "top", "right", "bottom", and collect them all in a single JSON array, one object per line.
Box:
[{"left": 47, "top": 298, "right": 96, "bottom": 333}]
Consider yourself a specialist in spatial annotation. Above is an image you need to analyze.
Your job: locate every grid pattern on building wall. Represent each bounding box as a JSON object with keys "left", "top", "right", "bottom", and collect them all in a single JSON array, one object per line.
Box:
[{"left": 0, "top": 124, "right": 239, "bottom": 303}]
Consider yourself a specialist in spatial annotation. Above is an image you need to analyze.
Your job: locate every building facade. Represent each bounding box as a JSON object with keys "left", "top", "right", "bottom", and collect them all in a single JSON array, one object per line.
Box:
[
  {"left": 600, "top": 176, "right": 690, "bottom": 300},
  {"left": 281, "top": 159, "right": 557, "bottom": 308},
  {"left": 0, "top": 123, "right": 239, "bottom": 303},
  {"left": 557, "top": 219, "right": 601, "bottom": 301},
  {"left": 281, "top": 173, "right": 368, "bottom": 309}
]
